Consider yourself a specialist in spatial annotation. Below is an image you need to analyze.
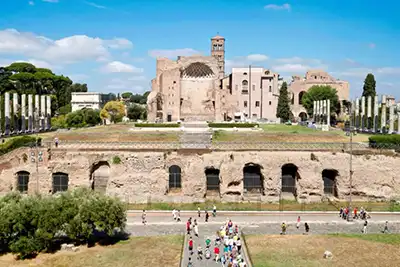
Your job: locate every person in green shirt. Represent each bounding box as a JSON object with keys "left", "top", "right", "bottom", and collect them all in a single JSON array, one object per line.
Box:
[{"left": 205, "top": 237, "right": 211, "bottom": 248}]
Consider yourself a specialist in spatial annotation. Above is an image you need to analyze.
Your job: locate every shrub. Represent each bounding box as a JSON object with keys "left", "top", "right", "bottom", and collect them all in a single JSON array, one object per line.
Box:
[
  {"left": 134, "top": 123, "right": 180, "bottom": 128},
  {"left": 51, "top": 115, "right": 68, "bottom": 129},
  {"left": 0, "top": 189, "right": 126, "bottom": 259},
  {"left": 369, "top": 135, "right": 400, "bottom": 149},
  {"left": 0, "top": 136, "right": 41, "bottom": 156},
  {"left": 112, "top": 156, "right": 121, "bottom": 164},
  {"left": 208, "top": 122, "right": 259, "bottom": 128}
]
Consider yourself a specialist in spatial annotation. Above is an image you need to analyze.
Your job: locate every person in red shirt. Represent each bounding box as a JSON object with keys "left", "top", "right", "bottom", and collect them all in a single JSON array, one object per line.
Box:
[
  {"left": 188, "top": 237, "right": 194, "bottom": 255},
  {"left": 186, "top": 220, "right": 191, "bottom": 235},
  {"left": 354, "top": 207, "right": 358, "bottom": 219},
  {"left": 214, "top": 246, "right": 220, "bottom": 262}
]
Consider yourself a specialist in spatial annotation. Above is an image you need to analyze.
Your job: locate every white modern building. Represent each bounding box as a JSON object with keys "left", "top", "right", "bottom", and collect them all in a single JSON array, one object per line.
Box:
[{"left": 71, "top": 92, "right": 104, "bottom": 112}]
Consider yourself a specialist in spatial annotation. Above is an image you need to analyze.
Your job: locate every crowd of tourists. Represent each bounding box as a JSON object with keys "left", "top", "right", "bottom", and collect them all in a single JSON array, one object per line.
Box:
[
  {"left": 186, "top": 218, "right": 247, "bottom": 267},
  {"left": 339, "top": 206, "right": 370, "bottom": 220}
]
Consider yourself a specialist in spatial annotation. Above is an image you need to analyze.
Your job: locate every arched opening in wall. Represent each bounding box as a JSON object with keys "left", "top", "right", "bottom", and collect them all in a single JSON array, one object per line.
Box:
[
  {"left": 242, "top": 80, "right": 249, "bottom": 93},
  {"left": 169, "top": 165, "right": 182, "bottom": 191},
  {"left": 205, "top": 168, "right": 220, "bottom": 195},
  {"left": 90, "top": 161, "right": 110, "bottom": 194},
  {"left": 281, "top": 164, "right": 298, "bottom": 197},
  {"left": 16, "top": 171, "right": 30, "bottom": 193},
  {"left": 291, "top": 92, "right": 294, "bottom": 105},
  {"left": 298, "top": 91, "right": 306, "bottom": 105},
  {"left": 322, "top": 169, "right": 339, "bottom": 197},
  {"left": 52, "top": 172, "right": 69, "bottom": 193},
  {"left": 299, "top": 112, "right": 308, "bottom": 122},
  {"left": 243, "top": 163, "right": 264, "bottom": 194}
]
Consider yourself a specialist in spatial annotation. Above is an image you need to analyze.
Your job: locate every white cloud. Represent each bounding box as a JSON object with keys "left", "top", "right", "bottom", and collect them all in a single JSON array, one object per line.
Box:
[
  {"left": 84, "top": 1, "right": 106, "bottom": 9},
  {"left": 17, "top": 59, "right": 55, "bottom": 69},
  {"left": 264, "top": 3, "right": 291, "bottom": 11},
  {"left": 246, "top": 54, "right": 268, "bottom": 62},
  {"left": 275, "top": 57, "right": 322, "bottom": 65},
  {"left": 42, "top": 0, "right": 58, "bottom": 2},
  {"left": 0, "top": 29, "right": 133, "bottom": 64},
  {"left": 29, "top": 1, "right": 35, "bottom": 5},
  {"left": 376, "top": 67, "right": 400, "bottom": 75},
  {"left": 148, "top": 48, "right": 201, "bottom": 58},
  {"left": 101, "top": 61, "right": 143, "bottom": 73},
  {"left": 272, "top": 64, "right": 311, "bottom": 73},
  {"left": 128, "top": 76, "right": 146, "bottom": 81},
  {"left": 106, "top": 78, "right": 147, "bottom": 93}
]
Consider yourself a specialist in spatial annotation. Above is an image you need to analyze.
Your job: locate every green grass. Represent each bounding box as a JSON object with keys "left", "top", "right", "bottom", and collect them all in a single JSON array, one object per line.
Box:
[
  {"left": 260, "top": 124, "right": 327, "bottom": 134},
  {"left": 328, "top": 233, "right": 400, "bottom": 245}
]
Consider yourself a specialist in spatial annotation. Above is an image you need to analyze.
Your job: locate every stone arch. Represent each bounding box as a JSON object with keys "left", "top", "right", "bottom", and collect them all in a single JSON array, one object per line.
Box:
[
  {"left": 299, "top": 112, "right": 308, "bottom": 121},
  {"left": 298, "top": 91, "right": 306, "bottom": 105},
  {"left": 281, "top": 163, "right": 299, "bottom": 198},
  {"left": 322, "top": 169, "right": 339, "bottom": 197},
  {"left": 16, "top": 171, "right": 30, "bottom": 193},
  {"left": 243, "top": 163, "right": 264, "bottom": 194},
  {"left": 52, "top": 172, "right": 69, "bottom": 193},
  {"left": 169, "top": 165, "right": 182, "bottom": 190},
  {"left": 90, "top": 161, "right": 110, "bottom": 193},
  {"left": 205, "top": 167, "right": 220, "bottom": 193}
]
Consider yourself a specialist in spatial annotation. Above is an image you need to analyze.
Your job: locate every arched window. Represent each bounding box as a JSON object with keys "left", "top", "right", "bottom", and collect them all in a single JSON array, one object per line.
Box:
[
  {"left": 242, "top": 80, "right": 249, "bottom": 94},
  {"left": 169, "top": 165, "right": 182, "bottom": 189},
  {"left": 322, "top": 169, "right": 339, "bottom": 197},
  {"left": 52, "top": 172, "right": 69, "bottom": 193},
  {"left": 298, "top": 91, "right": 306, "bottom": 105},
  {"left": 17, "top": 171, "right": 30, "bottom": 193},
  {"left": 243, "top": 163, "right": 264, "bottom": 194},
  {"left": 205, "top": 168, "right": 220, "bottom": 192},
  {"left": 90, "top": 161, "right": 110, "bottom": 193},
  {"left": 281, "top": 164, "right": 298, "bottom": 196},
  {"left": 291, "top": 93, "right": 294, "bottom": 105}
]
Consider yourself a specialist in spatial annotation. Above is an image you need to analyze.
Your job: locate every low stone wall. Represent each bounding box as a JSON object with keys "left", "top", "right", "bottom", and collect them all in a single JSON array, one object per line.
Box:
[{"left": 0, "top": 148, "right": 399, "bottom": 203}]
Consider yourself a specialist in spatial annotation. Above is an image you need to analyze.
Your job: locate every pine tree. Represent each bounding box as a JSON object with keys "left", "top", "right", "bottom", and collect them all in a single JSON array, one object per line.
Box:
[
  {"left": 276, "top": 81, "right": 291, "bottom": 122},
  {"left": 362, "top": 73, "right": 376, "bottom": 97}
]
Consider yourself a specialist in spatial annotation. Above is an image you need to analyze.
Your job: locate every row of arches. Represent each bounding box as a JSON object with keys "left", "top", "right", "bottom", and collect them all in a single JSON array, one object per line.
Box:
[{"left": 168, "top": 164, "right": 339, "bottom": 197}]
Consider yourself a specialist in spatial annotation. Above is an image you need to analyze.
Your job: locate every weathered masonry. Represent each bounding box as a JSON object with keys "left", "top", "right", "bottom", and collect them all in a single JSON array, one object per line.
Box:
[{"left": 1, "top": 147, "right": 399, "bottom": 203}]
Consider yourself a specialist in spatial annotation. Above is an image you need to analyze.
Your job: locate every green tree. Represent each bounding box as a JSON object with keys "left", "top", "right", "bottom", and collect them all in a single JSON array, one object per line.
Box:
[
  {"left": 100, "top": 101, "right": 125, "bottom": 123},
  {"left": 70, "top": 83, "right": 88, "bottom": 93},
  {"left": 276, "top": 82, "right": 291, "bottom": 122},
  {"left": 6, "top": 62, "right": 36, "bottom": 73},
  {"left": 121, "top": 92, "right": 133, "bottom": 99},
  {"left": 301, "top": 85, "right": 339, "bottom": 115},
  {"left": 127, "top": 104, "right": 146, "bottom": 121},
  {"left": 362, "top": 73, "right": 376, "bottom": 98}
]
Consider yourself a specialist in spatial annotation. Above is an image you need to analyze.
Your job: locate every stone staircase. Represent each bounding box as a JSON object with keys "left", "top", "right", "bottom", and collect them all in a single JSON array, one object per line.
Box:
[{"left": 179, "top": 121, "right": 212, "bottom": 149}]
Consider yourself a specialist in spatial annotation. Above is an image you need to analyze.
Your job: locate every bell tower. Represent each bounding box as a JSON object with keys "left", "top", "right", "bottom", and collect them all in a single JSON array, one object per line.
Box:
[{"left": 211, "top": 34, "right": 225, "bottom": 78}]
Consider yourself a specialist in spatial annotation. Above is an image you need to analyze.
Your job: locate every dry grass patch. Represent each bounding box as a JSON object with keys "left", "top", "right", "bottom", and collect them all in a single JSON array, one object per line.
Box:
[
  {"left": 0, "top": 235, "right": 183, "bottom": 267},
  {"left": 246, "top": 234, "right": 400, "bottom": 267}
]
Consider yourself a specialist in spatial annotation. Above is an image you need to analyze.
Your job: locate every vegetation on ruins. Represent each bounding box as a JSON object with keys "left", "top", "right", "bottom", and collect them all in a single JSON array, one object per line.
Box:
[
  {"left": 0, "top": 189, "right": 126, "bottom": 259},
  {"left": 127, "top": 104, "right": 147, "bottom": 121},
  {"left": 51, "top": 108, "right": 101, "bottom": 129},
  {"left": 369, "top": 135, "right": 400, "bottom": 149},
  {"left": 100, "top": 101, "right": 125, "bottom": 123},
  {"left": 112, "top": 156, "right": 121, "bottom": 164},
  {"left": 0, "top": 62, "right": 88, "bottom": 116},
  {"left": 134, "top": 123, "right": 180, "bottom": 127},
  {"left": 0, "top": 136, "right": 41, "bottom": 156},
  {"left": 276, "top": 81, "right": 291, "bottom": 122},
  {"left": 208, "top": 122, "right": 259, "bottom": 128},
  {"left": 301, "top": 85, "right": 339, "bottom": 115}
]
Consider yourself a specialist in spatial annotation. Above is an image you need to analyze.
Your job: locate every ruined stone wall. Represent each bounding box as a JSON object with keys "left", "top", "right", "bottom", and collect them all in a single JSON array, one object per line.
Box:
[{"left": 1, "top": 149, "right": 399, "bottom": 203}]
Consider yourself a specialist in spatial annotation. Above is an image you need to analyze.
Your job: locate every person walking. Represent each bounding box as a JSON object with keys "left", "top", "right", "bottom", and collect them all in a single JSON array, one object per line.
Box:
[
  {"left": 186, "top": 220, "right": 191, "bottom": 235},
  {"left": 54, "top": 137, "right": 59, "bottom": 148},
  {"left": 304, "top": 222, "right": 310, "bottom": 234},
  {"left": 205, "top": 211, "right": 209, "bottom": 222},
  {"left": 188, "top": 237, "right": 194, "bottom": 255},
  {"left": 213, "top": 204, "right": 217, "bottom": 217},
  {"left": 172, "top": 208, "right": 177, "bottom": 221},
  {"left": 382, "top": 221, "right": 390, "bottom": 233},
  {"left": 187, "top": 257, "right": 193, "bottom": 267},
  {"left": 296, "top": 216, "right": 301, "bottom": 229},
  {"left": 177, "top": 210, "right": 181, "bottom": 222},
  {"left": 198, "top": 206, "right": 201, "bottom": 218},
  {"left": 362, "top": 220, "right": 368, "bottom": 234},
  {"left": 141, "top": 210, "right": 146, "bottom": 225},
  {"left": 281, "top": 222, "right": 287, "bottom": 235},
  {"left": 194, "top": 223, "right": 199, "bottom": 237},
  {"left": 197, "top": 245, "right": 203, "bottom": 260}
]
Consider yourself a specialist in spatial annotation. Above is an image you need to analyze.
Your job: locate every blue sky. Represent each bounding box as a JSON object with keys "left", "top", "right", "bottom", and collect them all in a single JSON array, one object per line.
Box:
[{"left": 1, "top": 0, "right": 399, "bottom": 99}]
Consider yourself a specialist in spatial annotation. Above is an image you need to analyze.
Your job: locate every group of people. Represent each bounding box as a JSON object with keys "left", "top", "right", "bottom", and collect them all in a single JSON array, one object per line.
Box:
[
  {"left": 280, "top": 216, "right": 310, "bottom": 235},
  {"left": 187, "top": 218, "right": 247, "bottom": 267},
  {"left": 339, "top": 206, "right": 370, "bottom": 220}
]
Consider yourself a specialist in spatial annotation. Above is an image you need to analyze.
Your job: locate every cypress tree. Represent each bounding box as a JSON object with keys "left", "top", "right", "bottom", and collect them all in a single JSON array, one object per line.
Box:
[
  {"left": 276, "top": 81, "right": 291, "bottom": 122},
  {"left": 362, "top": 73, "right": 376, "bottom": 97}
]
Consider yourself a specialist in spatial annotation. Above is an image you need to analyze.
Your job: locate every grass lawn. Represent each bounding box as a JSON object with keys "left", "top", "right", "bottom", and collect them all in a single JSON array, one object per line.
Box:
[
  {"left": 245, "top": 234, "right": 400, "bottom": 267},
  {"left": 0, "top": 235, "right": 183, "bottom": 267},
  {"left": 127, "top": 200, "right": 400, "bottom": 212},
  {"left": 213, "top": 124, "right": 371, "bottom": 143}
]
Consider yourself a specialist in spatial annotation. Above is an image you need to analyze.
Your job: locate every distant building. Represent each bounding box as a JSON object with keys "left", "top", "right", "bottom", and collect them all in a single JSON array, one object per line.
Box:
[
  {"left": 289, "top": 70, "right": 350, "bottom": 121},
  {"left": 71, "top": 92, "right": 108, "bottom": 112}
]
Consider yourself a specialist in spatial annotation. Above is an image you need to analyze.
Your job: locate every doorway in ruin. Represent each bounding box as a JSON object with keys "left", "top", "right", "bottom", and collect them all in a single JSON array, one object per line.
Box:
[
  {"left": 90, "top": 161, "right": 110, "bottom": 194},
  {"left": 205, "top": 168, "right": 220, "bottom": 196},
  {"left": 322, "top": 169, "right": 339, "bottom": 197},
  {"left": 281, "top": 163, "right": 298, "bottom": 198},
  {"left": 243, "top": 163, "right": 264, "bottom": 194}
]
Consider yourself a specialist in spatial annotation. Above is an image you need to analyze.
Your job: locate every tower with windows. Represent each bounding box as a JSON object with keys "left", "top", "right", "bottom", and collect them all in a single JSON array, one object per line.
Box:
[{"left": 211, "top": 34, "right": 225, "bottom": 78}]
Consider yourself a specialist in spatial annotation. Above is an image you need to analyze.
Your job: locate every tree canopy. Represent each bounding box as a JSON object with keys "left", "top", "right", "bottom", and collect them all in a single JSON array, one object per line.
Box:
[
  {"left": 100, "top": 101, "right": 125, "bottom": 123},
  {"left": 362, "top": 73, "right": 376, "bottom": 98},
  {"left": 276, "top": 82, "right": 291, "bottom": 122},
  {"left": 127, "top": 104, "right": 147, "bottom": 121},
  {"left": 301, "top": 85, "right": 339, "bottom": 115}
]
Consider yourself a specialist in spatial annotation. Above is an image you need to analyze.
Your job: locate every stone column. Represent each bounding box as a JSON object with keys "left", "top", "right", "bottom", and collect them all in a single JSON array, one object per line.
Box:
[
  {"left": 313, "top": 100, "right": 316, "bottom": 121},
  {"left": 323, "top": 100, "right": 327, "bottom": 124},
  {"left": 28, "top": 94, "right": 33, "bottom": 132},
  {"left": 367, "top": 96, "right": 372, "bottom": 130},
  {"left": 389, "top": 105, "right": 395, "bottom": 134},
  {"left": 361, "top": 96, "right": 366, "bottom": 130},
  {"left": 4, "top": 92, "right": 10, "bottom": 136},
  {"left": 373, "top": 95, "right": 378, "bottom": 133},
  {"left": 46, "top": 95, "right": 51, "bottom": 130},
  {"left": 41, "top": 95, "right": 46, "bottom": 131},
  {"left": 355, "top": 98, "right": 359, "bottom": 129},
  {"left": 35, "top": 95, "right": 40, "bottom": 132},
  {"left": 21, "top": 94, "right": 26, "bottom": 133},
  {"left": 316, "top": 101, "right": 320, "bottom": 124},
  {"left": 381, "top": 95, "right": 387, "bottom": 133},
  {"left": 13, "top": 93, "right": 19, "bottom": 133},
  {"left": 398, "top": 112, "right": 400, "bottom": 134},
  {"left": 319, "top": 100, "right": 323, "bottom": 124},
  {"left": 327, "top": 99, "right": 331, "bottom": 127}
]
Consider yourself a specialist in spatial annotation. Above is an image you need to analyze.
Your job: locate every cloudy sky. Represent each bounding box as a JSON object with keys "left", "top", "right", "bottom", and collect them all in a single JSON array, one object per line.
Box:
[{"left": 1, "top": 0, "right": 399, "bottom": 98}]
